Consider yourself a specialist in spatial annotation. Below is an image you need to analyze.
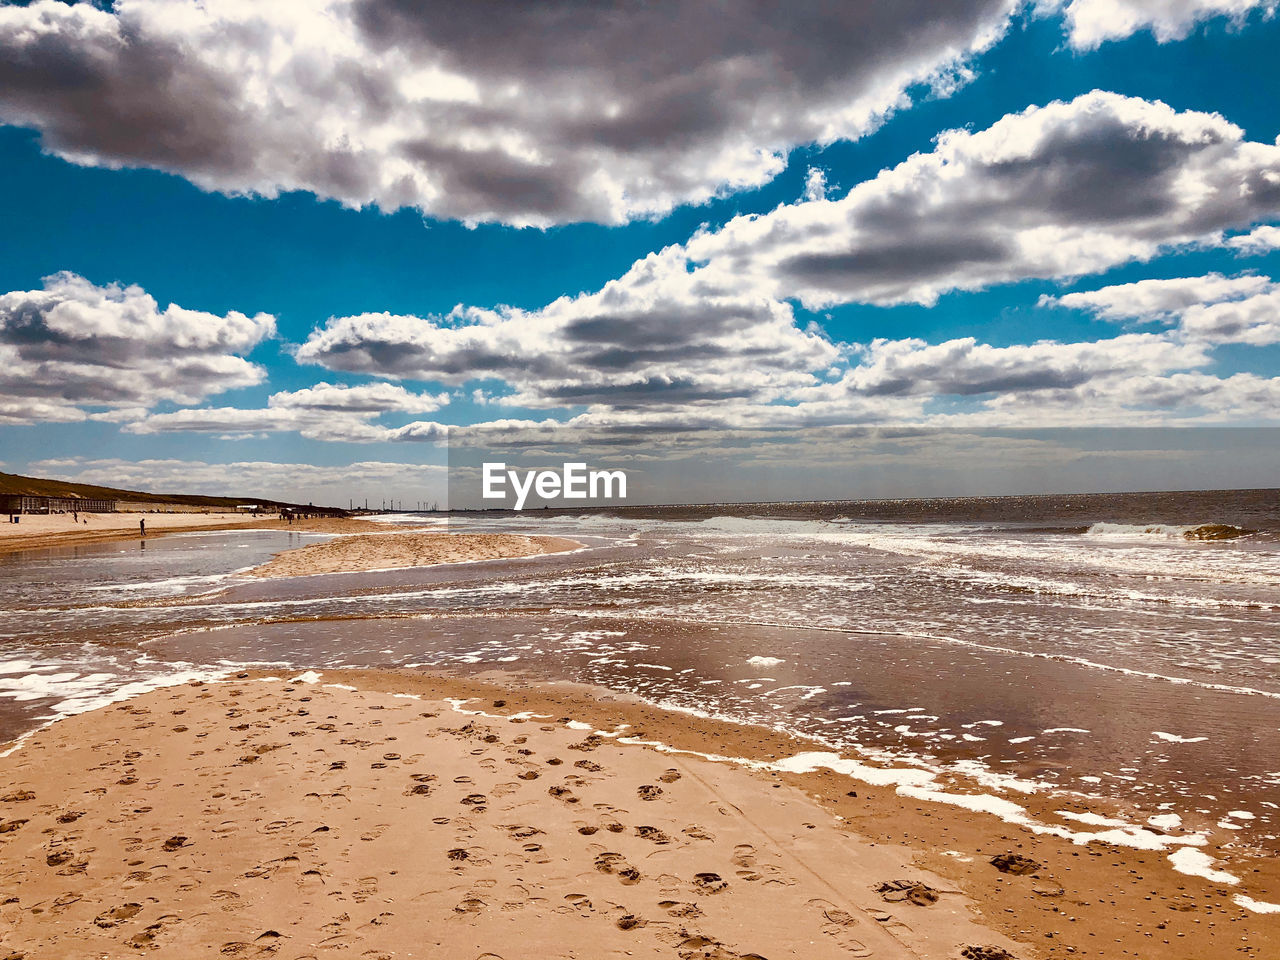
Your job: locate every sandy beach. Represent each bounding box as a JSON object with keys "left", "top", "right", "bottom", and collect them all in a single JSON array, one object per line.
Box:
[
  {"left": 0, "top": 671, "right": 1017, "bottom": 959},
  {"left": 247, "top": 531, "right": 583, "bottom": 578},
  {"left": 1, "top": 668, "right": 1275, "bottom": 959}
]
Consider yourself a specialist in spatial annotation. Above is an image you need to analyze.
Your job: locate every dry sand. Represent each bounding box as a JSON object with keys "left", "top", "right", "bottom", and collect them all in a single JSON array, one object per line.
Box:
[
  {"left": 247, "top": 532, "right": 582, "bottom": 578},
  {"left": 0, "top": 672, "right": 1019, "bottom": 959},
  {"left": 2, "top": 668, "right": 1275, "bottom": 958}
]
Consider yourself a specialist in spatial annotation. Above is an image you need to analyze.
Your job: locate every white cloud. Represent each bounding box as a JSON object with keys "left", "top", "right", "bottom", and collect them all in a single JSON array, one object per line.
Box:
[
  {"left": 1057, "top": 0, "right": 1276, "bottom": 50},
  {"left": 296, "top": 246, "right": 838, "bottom": 410},
  {"left": 968, "top": 371, "right": 1280, "bottom": 425},
  {"left": 287, "top": 92, "right": 1280, "bottom": 437},
  {"left": 1048, "top": 273, "right": 1280, "bottom": 344},
  {"left": 841, "top": 333, "right": 1207, "bottom": 396},
  {"left": 0, "top": 0, "right": 1023, "bottom": 227},
  {"left": 1227, "top": 224, "right": 1280, "bottom": 254},
  {"left": 126, "top": 381, "right": 449, "bottom": 442},
  {"left": 29, "top": 457, "right": 446, "bottom": 507},
  {"left": 683, "top": 91, "right": 1280, "bottom": 308},
  {"left": 1045, "top": 273, "right": 1273, "bottom": 319},
  {"left": 0, "top": 272, "right": 274, "bottom": 424}
]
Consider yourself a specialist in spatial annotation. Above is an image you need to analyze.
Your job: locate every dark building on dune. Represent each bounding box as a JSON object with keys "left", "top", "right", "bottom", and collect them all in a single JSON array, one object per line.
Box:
[{"left": 1, "top": 495, "right": 118, "bottom": 515}]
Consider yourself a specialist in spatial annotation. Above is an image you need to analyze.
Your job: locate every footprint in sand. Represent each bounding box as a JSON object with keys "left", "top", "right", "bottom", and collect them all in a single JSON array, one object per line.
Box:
[
  {"left": 558, "top": 893, "right": 594, "bottom": 917},
  {"left": 692, "top": 872, "right": 728, "bottom": 894},
  {"left": 658, "top": 768, "right": 682, "bottom": 783},
  {"left": 961, "top": 948, "right": 1016, "bottom": 960},
  {"left": 594, "top": 852, "right": 642, "bottom": 885},
  {"left": 989, "top": 853, "right": 1040, "bottom": 876},
  {"left": 637, "top": 785, "right": 663, "bottom": 801},
  {"left": 876, "top": 879, "right": 940, "bottom": 905},
  {"left": 809, "top": 899, "right": 873, "bottom": 957},
  {"left": 658, "top": 900, "right": 703, "bottom": 919},
  {"left": 635, "top": 825, "right": 671, "bottom": 844},
  {"left": 94, "top": 903, "right": 142, "bottom": 928},
  {"left": 731, "top": 845, "right": 764, "bottom": 881},
  {"left": 454, "top": 896, "right": 486, "bottom": 915}
]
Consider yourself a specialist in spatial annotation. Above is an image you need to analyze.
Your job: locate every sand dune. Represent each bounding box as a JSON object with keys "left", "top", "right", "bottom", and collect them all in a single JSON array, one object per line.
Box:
[{"left": 247, "top": 531, "right": 581, "bottom": 578}]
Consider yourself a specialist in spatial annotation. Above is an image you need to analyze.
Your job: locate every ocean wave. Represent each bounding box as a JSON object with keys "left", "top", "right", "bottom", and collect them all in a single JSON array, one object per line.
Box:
[{"left": 1084, "top": 522, "right": 1255, "bottom": 541}]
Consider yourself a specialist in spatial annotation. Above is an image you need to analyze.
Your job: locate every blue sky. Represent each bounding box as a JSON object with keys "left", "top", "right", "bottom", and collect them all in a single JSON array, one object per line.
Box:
[{"left": 2, "top": 1, "right": 1280, "bottom": 504}]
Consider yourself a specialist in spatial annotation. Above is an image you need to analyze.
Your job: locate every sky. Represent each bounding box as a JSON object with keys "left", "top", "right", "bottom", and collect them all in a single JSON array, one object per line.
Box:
[{"left": 2, "top": 0, "right": 1280, "bottom": 507}]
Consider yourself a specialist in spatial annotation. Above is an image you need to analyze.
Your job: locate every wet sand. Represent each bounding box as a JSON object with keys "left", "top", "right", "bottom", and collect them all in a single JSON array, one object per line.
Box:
[
  {"left": 0, "top": 514, "right": 403, "bottom": 556},
  {"left": 247, "top": 532, "right": 582, "bottom": 578},
  {"left": 1, "top": 669, "right": 1276, "bottom": 959}
]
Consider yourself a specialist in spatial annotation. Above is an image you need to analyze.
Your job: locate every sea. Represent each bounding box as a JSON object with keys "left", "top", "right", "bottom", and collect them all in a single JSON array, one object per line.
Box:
[{"left": 2, "top": 488, "right": 1278, "bottom": 884}]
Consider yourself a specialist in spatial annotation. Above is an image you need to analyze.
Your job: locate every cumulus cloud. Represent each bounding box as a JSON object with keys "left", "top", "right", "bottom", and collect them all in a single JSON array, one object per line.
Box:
[
  {"left": 840, "top": 333, "right": 1207, "bottom": 396},
  {"left": 30, "top": 457, "right": 446, "bottom": 506},
  {"left": 1056, "top": 0, "right": 1277, "bottom": 50},
  {"left": 0, "top": 0, "right": 1026, "bottom": 227},
  {"left": 126, "top": 381, "right": 448, "bottom": 441},
  {"left": 683, "top": 91, "right": 1280, "bottom": 308},
  {"left": 1227, "top": 224, "right": 1280, "bottom": 254},
  {"left": 1045, "top": 272, "right": 1272, "bottom": 319},
  {"left": 967, "top": 370, "right": 1280, "bottom": 425},
  {"left": 1048, "top": 272, "right": 1280, "bottom": 344},
  {"left": 296, "top": 246, "right": 838, "bottom": 410},
  {"left": 0, "top": 272, "right": 274, "bottom": 425},
  {"left": 287, "top": 92, "right": 1280, "bottom": 435}
]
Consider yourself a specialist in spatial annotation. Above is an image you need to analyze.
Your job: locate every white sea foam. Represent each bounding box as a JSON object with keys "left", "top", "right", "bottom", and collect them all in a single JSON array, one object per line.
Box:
[
  {"left": 747, "top": 656, "right": 785, "bottom": 667},
  {"left": 1168, "top": 848, "right": 1238, "bottom": 885},
  {"left": 772, "top": 751, "right": 935, "bottom": 787},
  {"left": 1, "top": 662, "right": 233, "bottom": 757},
  {"left": 1153, "top": 731, "right": 1209, "bottom": 743},
  {"left": 290, "top": 671, "right": 323, "bottom": 684},
  {"left": 1057, "top": 810, "right": 1130, "bottom": 828},
  {"left": 1234, "top": 895, "right": 1280, "bottom": 914},
  {"left": 0, "top": 660, "right": 51, "bottom": 675}
]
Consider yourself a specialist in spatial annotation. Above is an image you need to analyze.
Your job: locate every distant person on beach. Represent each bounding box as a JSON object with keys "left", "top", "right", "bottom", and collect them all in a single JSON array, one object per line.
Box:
[{"left": 139, "top": 518, "right": 146, "bottom": 538}]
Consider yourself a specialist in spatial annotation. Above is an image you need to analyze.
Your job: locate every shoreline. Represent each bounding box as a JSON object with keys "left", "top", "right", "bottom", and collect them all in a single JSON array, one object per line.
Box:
[
  {"left": 1, "top": 667, "right": 1276, "bottom": 958},
  {"left": 0, "top": 514, "right": 400, "bottom": 557}
]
